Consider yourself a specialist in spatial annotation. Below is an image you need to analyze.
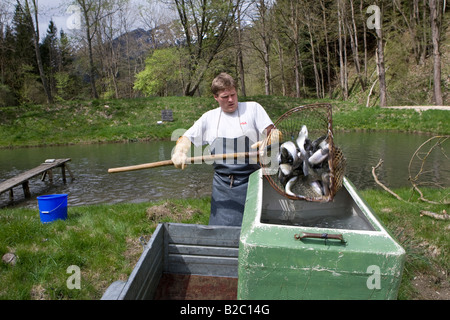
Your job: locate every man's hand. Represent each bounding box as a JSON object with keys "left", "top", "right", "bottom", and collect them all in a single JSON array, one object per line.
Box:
[
  {"left": 172, "top": 151, "right": 188, "bottom": 169},
  {"left": 171, "top": 136, "right": 191, "bottom": 170},
  {"left": 251, "top": 128, "right": 282, "bottom": 151}
]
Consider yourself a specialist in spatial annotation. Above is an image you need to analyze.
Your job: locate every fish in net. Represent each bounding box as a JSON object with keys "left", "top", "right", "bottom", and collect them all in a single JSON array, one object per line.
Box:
[{"left": 260, "top": 103, "right": 346, "bottom": 202}]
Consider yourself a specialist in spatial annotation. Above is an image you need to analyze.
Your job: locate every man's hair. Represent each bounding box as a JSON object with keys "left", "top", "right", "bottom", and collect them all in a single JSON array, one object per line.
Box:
[{"left": 211, "top": 73, "right": 236, "bottom": 95}]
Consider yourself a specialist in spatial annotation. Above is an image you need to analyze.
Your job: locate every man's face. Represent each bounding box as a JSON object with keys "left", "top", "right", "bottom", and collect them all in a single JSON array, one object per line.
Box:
[{"left": 214, "top": 88, "right": 238, "bottom": 113}]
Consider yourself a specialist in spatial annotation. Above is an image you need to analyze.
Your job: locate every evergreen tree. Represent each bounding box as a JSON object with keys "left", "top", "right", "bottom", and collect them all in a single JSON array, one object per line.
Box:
[
  {"left": 41, "top": 20, "right": 59, "bottom": 96},
  {"left": 9, "top": 5, "right": 36, "bottom": 101}
]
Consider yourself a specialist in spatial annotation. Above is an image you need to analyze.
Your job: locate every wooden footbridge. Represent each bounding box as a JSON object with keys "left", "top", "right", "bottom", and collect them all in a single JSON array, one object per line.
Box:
[{"left": 0, "top": 158, "right": 73, "bottom": 202}]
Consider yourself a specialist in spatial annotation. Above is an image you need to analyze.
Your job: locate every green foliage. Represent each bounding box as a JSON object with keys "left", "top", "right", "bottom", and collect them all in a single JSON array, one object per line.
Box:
[
  {"left": 0, "top": 84, "right": 18, "bottom": 107},
  {"left": 134, "top": 48, "right": 182, "bottom": 97},
  {"left": 54, "top": 72, "right": 72, "bottom": 102},
  {"left": 361, "top": 187, "right": 450, "bottom": 299},
  {"left": 19, "top": 77, "right": 47, "bottom": 105},
  {"left": 1, "top": 0, "right": 448, "bottom": 103}
]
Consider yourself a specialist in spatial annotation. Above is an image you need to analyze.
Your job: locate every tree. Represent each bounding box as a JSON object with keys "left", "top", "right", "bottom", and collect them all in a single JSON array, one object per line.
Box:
[
  {"left": 173, "top": 0, "right": 240, "bottom": 96},
  {"left": 301, "top": 0, "right": 321, "bottom": 98},
  {"left": 2, "top": 6, "right": 34, "bottom": 99},
  {"left": 337, "top": 0, "right": 348, "bottom": 100},
  {"left": 375, "top": 3, "right": 387, "bottom": 107},
  {"left": 75, "top": 0, "right": 107, "bottom": 99},
  {"left": 249, "top": 0, "right": 273, "bottom": 95},
  {"left": 319, "top": 0, "right": 332, "bottom": 99},
  {"left": 41, "top": 20, "right": 59, "bottom": 96},
  {"left": 274, "top": 0, "right": 306, "bottom": 98},
  {"left": 429, "top": 0, "right": 443, "bottom": 105},
  {"left": 367, "top": 1, "right": 387, "bottom": 107},
  {"left": 235, "top": 1, "right": 247, "bottom": 96},
  {"left": 16, "top": 0, "right": 53, "bottom": 104},
  {"left": 0, "top": 2, "right": 11, "bottom": 86},
  {"left": 347, "top": 0, "right": 365, "bottom": 92},
  {"left": 134, "top": 47, "right": 182, "bottom": 96}
]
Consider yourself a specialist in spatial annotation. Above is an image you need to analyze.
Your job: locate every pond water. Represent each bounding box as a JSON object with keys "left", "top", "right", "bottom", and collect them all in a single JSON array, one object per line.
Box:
[{"left": 0, "top": 131, "right": 448, "bottom": 209}]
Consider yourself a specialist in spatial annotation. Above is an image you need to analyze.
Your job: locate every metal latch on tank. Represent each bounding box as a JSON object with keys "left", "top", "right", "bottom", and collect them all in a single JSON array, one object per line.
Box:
[{"left": 294, "top": 232, "right": 347, "bottom": 245}]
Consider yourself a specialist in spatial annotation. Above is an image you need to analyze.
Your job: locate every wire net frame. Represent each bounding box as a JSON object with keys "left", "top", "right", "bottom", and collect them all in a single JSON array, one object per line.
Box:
[{"left": 260, "top": 103, "right": 346, "bottom": 202}]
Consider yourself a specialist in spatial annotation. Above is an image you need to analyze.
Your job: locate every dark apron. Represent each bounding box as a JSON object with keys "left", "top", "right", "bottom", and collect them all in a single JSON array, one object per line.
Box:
[{"left": 209, "top": 136, "right": 260, "bottom": 226}]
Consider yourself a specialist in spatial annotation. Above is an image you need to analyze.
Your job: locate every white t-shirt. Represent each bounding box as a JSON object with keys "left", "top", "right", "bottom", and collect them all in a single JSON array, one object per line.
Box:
[{"left": 184, "top": 101, "right": 273, "bottom": 147}]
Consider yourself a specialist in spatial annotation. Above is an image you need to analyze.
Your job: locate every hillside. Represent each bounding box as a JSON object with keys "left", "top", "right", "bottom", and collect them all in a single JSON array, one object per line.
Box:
[
  {"left": 0, "top": 96, "right": 448, "bottom": 148},
  {"left": 347, "top": 15, "right": 449, "bottom": 107}
]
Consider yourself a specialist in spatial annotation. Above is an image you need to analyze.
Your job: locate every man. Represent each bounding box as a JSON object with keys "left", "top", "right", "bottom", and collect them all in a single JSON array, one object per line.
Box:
[{"left": 171, "top": 73, "right": 278, "bottom": 226}]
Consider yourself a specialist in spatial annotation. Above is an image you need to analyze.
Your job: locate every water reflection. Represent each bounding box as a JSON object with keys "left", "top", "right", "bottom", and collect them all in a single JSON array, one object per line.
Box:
[
  {"left": 334, "top": 132, "right": 449, "bottom": 191},
  {"left": 0, "top": 132, "right": 448, "bottom": 209}
]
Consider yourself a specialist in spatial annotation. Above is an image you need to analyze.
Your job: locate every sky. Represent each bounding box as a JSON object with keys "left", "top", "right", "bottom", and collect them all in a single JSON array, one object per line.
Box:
[
  {"left": 4, "top": 0, "right": 175, "bottom": 40},
  {"left": 36, "top": 0, "right": 144, "bottom": 38},
  {"left": 37, "top": 0, "right": 72, "bottom": 37}
]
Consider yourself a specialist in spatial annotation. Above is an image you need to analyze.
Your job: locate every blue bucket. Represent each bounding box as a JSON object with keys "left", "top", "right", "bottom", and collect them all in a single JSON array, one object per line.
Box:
[{"left": 37, "top": 194, "right": 68, "bottom": 223}]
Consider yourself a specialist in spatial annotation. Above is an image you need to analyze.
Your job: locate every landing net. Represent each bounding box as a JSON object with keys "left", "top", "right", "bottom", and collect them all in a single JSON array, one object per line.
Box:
[{"left": 260, "top": 104, "right": 346, "bottom": 202}]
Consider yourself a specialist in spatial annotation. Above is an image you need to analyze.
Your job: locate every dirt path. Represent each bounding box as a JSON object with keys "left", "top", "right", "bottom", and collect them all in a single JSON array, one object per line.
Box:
[{"left": 383, "top": 106, "right": 449, "bottom": 111}]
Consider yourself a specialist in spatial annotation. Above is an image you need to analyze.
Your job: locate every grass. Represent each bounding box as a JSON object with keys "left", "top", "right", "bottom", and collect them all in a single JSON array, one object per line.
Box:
[
  {"left": 0, "top": 96, "right": 448, "bottom": 148},
  {"left": 0, "top": 198, "right": 211, "bottom": 300},
  {"left": 360, "top": 187, "right": 449, "bottom": 300}
]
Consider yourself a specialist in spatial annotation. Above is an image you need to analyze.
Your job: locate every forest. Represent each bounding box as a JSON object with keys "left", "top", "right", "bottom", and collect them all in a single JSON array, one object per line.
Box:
[{"left": 0, "top": 0, "right": 448, "bottom": 107}]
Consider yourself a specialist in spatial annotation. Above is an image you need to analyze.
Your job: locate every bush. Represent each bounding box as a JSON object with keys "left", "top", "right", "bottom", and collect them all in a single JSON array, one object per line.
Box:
[
  {"left": 20, "top": 78, "right": 47, "bottom": 105},
  {"left": 0, "top": 84, "right": 18, "bottom": 107},
  {"left": 54, "top": 72, "right": 73, "bottom": 102}
]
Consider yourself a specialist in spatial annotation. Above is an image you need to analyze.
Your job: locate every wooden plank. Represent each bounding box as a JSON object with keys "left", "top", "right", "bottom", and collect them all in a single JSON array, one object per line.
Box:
[
  {"left": 0, "top": 158, "right": 71, "bottom": 196},
  {"left": 167, "top": 254, "right": 238, "bottom": 277},
  {"left": 168, "top": 243, "right": 239, "bottom": 257},
  {"left": 165, "top": 223, "right": 241, "bottom": 247},
  {"left": 164, "top": 223, "right": 240, "bottom": 277}
]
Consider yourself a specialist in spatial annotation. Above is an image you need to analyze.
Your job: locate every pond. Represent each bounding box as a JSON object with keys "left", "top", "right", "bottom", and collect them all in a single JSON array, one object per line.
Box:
[{"left": 1, "top": 131, "right": 448, "bottom": 209}]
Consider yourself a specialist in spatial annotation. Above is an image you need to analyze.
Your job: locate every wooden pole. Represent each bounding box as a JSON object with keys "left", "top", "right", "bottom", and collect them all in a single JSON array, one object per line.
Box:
[
  {"left": 61, "top": 164, "right": 67, "bottom": 183},
  {"left": 108, "top": 152, "right": 259, "bottom": 173},
  {"left": 65, "top": 164, "right": 75, "bottom": 180},
  {"left": 22, "top": 181, "right": 31, "bottom": 198}
]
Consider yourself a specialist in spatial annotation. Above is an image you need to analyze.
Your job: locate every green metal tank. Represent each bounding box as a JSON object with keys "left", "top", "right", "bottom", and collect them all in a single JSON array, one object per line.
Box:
[{"left": 238, "top": 170, "right": 405, "bottom": 300}]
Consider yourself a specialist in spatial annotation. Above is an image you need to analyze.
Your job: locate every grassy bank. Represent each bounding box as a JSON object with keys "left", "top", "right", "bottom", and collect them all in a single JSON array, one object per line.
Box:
[
  {"left": 361, "top": 188, "right": 449, "bottom": 300},
  {"left": 0, "top": 188, "right": 448, "bottom": 300},
  {"left": 0, "top": 198, "right": 211, "bottom": 300},
  {"left": 0, "top": 96, "right": 448, "bottom": 148}
]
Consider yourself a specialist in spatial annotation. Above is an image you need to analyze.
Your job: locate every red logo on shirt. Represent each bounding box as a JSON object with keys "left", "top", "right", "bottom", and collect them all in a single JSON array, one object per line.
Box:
[{"left": 240, "top": 121, "right": 247, "bottom": 125}]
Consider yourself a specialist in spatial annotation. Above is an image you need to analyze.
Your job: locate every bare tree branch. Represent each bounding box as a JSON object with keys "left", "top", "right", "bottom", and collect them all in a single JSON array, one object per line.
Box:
[
  {"left": 408, "top": 135, "right": 450, "bottom": 204},
  {"left": 372, "top": 159, "right": 407, "bottom": 202}
]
